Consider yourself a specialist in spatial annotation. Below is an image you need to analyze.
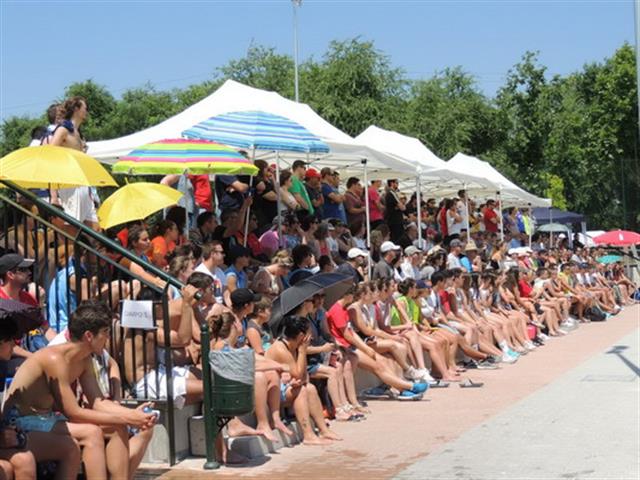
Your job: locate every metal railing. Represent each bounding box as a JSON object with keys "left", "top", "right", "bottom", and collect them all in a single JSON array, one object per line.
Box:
[{"left": 0, "top": 181, "right": 185, "bottom": 465}]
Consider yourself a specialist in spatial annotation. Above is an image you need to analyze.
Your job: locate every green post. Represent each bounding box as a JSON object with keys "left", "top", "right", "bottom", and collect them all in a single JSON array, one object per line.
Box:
[{"left": 200, "top": 321, "right": 219, "bottom": 470}]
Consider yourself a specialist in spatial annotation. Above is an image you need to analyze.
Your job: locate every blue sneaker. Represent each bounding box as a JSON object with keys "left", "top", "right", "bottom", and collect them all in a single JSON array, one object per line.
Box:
[
  {"left": 507, "top": 348, "right": 520, "bottom": 358},
  {"left": 397, "top": 390, "right": 423, "bottom": 401},
  {"left": 411, "top": 382, "right": 429, "bottom": 394}
]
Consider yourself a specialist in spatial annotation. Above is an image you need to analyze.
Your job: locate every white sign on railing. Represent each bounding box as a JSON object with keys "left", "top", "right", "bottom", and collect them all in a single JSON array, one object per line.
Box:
[{"left": 121, "top": 300, "right": 155, "bottom": 330}]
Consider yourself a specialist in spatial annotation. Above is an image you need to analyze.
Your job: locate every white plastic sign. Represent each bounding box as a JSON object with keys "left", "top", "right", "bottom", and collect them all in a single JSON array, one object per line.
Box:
[{"left": 121, "top": 300, "right": 155, "bottom": 330}]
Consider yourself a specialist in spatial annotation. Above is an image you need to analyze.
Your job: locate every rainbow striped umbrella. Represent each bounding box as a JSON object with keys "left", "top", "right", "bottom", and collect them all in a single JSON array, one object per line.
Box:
[
  {"left": 112, "top": 138, "right": 258, "bottom": 175},
  {"left": 182, "top": 110, "right": 330, "bottom": 154}
]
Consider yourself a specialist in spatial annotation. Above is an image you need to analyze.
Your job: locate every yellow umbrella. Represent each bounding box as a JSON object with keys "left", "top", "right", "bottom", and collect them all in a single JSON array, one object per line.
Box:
[
  {"left": 97, "top": 182, "right": 183, "bottom": 230},
  {"left": 0, "top": 145, "right": 117, "bottom": 189}
]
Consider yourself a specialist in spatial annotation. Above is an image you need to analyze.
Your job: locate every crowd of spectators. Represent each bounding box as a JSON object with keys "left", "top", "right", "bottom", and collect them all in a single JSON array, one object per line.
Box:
[{"left": 0, "top": 96, "right": 637, "bottom": 477}]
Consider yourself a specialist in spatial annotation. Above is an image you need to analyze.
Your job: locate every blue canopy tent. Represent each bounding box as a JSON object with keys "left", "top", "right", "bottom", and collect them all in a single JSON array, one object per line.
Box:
[{"left": 532, "top": 207, "right": 585, "bottom": 225}]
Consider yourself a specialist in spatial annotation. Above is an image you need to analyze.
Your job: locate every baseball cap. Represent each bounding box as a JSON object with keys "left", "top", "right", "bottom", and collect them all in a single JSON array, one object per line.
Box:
[
  {"left": 380, "top": 241, "right": 401, "bottom": 253},
  {"left": 404, "top": 246, "right": 421, "bottom": 256},
  {"left": 558, "top": 233, "right": 567, "bottom": 239},
  {"left": 230, "top": 288, "right": 261, "bottom": 306},
  {"left": 305, "top": 168, "right": 321, "bottom": 179},
  {"left": 347, "top": 248, "right": 369, "bottom": 259},
  {"left": 0, "top": 254, "right": 34, "bottom": 276},
  {"left": 449, "top": 239, "right": 463, "bottom": 248}
]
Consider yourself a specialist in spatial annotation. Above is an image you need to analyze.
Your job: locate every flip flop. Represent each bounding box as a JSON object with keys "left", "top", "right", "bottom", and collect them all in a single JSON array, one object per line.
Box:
[
  {"left": 459, "top": 378, "right": 484, "bottom": 388},
  {"left": 429, "top": 380, "right": 450, "bottom": 388}
]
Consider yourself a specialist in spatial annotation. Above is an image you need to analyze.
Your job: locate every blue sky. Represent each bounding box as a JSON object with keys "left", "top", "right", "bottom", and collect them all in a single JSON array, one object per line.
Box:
[{"left": 0, "top": 0, "right": 635, "bottom": 123}]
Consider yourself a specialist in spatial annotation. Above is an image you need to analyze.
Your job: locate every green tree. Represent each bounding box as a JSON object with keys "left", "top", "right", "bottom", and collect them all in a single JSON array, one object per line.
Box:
[
  {"left": 403, "top": 67, "right": 499, "bottom": 160},
  {"left": 303, "top": 38, "right": 406, "bottom": 137},
  {"left": 218, "top": 45, "right": 295, "bottom": 99}
]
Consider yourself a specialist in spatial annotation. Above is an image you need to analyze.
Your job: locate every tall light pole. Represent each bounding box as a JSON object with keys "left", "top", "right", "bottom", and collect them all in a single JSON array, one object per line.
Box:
[
  {"left": 635, "top": 0, "right": 640, "bottom": 139},
  {"left": 292, "top": 0, "right": 302, "bottom": 102}
]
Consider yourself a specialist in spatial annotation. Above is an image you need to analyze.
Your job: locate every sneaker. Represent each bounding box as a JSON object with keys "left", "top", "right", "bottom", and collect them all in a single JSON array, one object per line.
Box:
[
  {"left": 411, "top": 382, "right": 429, "bottom": 394},
  {"left": 397, "top": 390, "right": 423, "bottom": 401},
  {"left": 502, "top": 353, "right": 518, "bottom": 364},
  {"left": 490, "top": 355, "right": 503, "bottom": 364},
  {"left": 507, "top": 348, "right": 520, "bottom": 358},
  {"left": 419, "top": 370, "right": 435, "bottom": 383},
  {"left": 538, "top": 333, "right": 550, "bottom": 341},
  {"left": 404, "top": 366, "right": 421, "bottom": 381},
  {"left": 557, "top": 328, "right": 569, "bottom": 335},
  {"left": 525, "top": 341, "right": 537, "bottom": 351},
  {"left": 476, "top": 360, "right": 499, "bottom": 370},
  {"left": 462, "top": 360, "right": 479, "bottom": 369}
]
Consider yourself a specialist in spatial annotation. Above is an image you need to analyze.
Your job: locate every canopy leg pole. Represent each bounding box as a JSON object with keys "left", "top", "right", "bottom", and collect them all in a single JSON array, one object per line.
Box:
[
  {"left": 549, "top": 206, "right": 553, "bottom": 249},
  {"left": 527, "top": 203, "right": 532, "bottom": 247},
  {"left": 363, "top": 159, "right": 371, "bottom": 279},
  {"left": 464, "top": 183, "right": 470, "bottom": 240},
  {"left": 498, "top": 191, "right": 504, "bottom": 242},
  {"left": 243, "top": 147, "right": 256, "bottom": 247},
  {"left": 275, "top": 151, "right": 283, "bottom": 248},
  {"left": 416, "top": 169, "right": 423, "bottom": 249}
]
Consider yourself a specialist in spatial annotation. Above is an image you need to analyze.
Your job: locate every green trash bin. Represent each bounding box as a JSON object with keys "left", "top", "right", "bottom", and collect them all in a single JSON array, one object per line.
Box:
[{"left": 211, "top": 373, "right": 254, "bottom": 417}]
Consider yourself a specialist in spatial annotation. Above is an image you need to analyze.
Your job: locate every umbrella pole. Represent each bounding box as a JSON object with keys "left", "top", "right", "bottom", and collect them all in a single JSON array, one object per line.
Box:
[
  {"left": 243, "top": 147, "right": 256, "bottom": 247},
  {"left": 498, "top": 191, "right": 504, "bottom": 242},
  {"left": 416, "top": 169, "right": 423, "bottom": 249},
  {"left": 275, "top": 151, "right": 283, "bottom": 248},
  {"left": 363, "top": 159, "right": 371, "bottom": 279}
]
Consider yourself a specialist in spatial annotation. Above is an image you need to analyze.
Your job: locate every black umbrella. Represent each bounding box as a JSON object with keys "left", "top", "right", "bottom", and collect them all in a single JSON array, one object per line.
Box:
[
  {"left": 0, "top": 298, "right": 44, "bottom": 337},
  {"left": 269, "top": 272, "right": 353, "bottom": 336}
]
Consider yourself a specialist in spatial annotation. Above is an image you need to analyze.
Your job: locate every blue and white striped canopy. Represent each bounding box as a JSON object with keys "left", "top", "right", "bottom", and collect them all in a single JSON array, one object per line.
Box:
[{"left": 182, "top": 110, "right": 330, "bottom": 154}]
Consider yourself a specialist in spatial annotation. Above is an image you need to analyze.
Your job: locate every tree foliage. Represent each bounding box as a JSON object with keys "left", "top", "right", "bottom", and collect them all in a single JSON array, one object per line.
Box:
[{"left": 1, "top": 38, "right": 638, "bottom": 229}]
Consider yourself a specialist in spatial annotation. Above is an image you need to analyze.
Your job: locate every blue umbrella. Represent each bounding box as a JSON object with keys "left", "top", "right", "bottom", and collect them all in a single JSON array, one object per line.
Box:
[
  {"left": 597, "top": 255, "right": 623, "bottom": 265},
  {"left": 182, "top": 110, "right": 330, "bottom": 154}
]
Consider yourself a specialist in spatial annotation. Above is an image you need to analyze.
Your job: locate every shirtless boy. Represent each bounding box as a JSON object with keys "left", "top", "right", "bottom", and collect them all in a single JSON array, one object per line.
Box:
[{"left": 4, "top": 300, "right": 156, "bottom": 480}]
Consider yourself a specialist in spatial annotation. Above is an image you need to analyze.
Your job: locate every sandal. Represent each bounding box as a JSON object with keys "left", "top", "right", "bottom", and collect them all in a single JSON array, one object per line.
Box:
[
  {"left": 459, "top": 378, "right": 484, "bottom": 388},
  {"left": 429, "top": 380, "right": 450, "bottom": 388}
]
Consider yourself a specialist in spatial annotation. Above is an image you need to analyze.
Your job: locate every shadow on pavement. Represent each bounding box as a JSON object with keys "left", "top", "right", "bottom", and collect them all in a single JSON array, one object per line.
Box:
[{"left": 606, "top": 345, "right": 640, "bottom": 377}]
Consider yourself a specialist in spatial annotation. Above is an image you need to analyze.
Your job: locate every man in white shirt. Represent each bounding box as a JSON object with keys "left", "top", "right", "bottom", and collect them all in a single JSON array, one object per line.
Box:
[
  {"left": 446, "top": 239, "right": 463, "bottom": 269},
  {"left": 400, "top": 246, "right": 422, "bottom": 280},
  {"left": 193, "top": 241, "right": 227, "bottom": 304}
]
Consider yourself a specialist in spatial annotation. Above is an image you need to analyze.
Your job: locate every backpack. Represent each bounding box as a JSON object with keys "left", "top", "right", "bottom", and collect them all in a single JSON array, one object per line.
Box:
[{"left": 585, "top": 307, "right": 606, "bottom": 322}]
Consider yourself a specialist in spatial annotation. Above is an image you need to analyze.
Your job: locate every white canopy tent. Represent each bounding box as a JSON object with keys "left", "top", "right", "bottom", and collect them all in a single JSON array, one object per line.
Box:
[
  {"left": 87, "top": 80, "right": 416, "bottom": 181},
  {"left": 356, "top": 126, "right": 495, "bottom": 191},
  {"left": 443, "top": 153, "right": 551, "bottom": 208}
]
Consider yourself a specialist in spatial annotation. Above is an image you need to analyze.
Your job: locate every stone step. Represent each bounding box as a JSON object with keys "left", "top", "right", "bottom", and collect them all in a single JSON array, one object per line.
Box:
[{"left": 188, "top": 415, "right": 303, "bottom": 458}]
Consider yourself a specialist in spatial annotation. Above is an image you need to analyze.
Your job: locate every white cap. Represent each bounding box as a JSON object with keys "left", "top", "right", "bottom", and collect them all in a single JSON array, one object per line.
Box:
[
  {"left": 558, "top": 233, "right": 566, "bottom": 239},
  {"left": 347, "top": 247, "right": 369, "bottom": 259},
  {"left": 381, "top": 241, "right": 401, "bottom": 253}
]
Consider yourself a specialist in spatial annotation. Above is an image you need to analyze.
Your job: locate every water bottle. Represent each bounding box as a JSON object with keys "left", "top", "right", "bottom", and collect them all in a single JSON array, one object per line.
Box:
[
  {"left": 129, "top": 405, "right": 158, "bottom": 435},
  {"left": 213, "top": 278, "right": 223, "bottom": 304}
]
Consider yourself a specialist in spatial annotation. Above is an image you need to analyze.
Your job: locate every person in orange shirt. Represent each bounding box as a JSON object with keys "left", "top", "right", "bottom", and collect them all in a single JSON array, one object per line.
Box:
[{"left": 147, "top": 220, "right": 179, "bottom": 268}]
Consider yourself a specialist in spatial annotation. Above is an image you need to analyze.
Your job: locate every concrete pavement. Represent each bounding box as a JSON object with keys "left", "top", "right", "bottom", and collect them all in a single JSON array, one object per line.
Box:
[
  {"left": 146, "top": 304, "right": 640, "bottom": 480},
  {"left": 395, "top": 327, "right": 639, "bottom": 480}
]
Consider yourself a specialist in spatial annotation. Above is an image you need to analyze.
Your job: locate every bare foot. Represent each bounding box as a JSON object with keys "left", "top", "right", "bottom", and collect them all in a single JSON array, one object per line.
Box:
[
  {"left": 274, "top": 419, "right": 294, "bottom": 436},
  {"left": 302, "top": 436, "right": 333, "bottom": 446},
  {"left": 320, "top": 430, "right": 343, "bottom": 441},
  {"left": 255, "top": 426, "right": 278, "bottom": 442},
  {"left": 227, "top": 418, "right": 258, "bottom": 437}
]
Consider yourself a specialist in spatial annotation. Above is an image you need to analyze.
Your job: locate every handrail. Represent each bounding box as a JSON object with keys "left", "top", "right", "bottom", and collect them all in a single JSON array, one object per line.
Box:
[
  {"left": 0, "top": 179, "right": 184, "bottom": 291},
  {"left": 0, "top": 192, "right": 164, "bottom": 295}
]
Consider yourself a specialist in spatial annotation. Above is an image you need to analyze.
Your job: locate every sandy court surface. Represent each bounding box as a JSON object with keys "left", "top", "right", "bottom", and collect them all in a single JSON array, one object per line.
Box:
[{"left": 145, "top": 304, "right": 639, "bottom": 480}]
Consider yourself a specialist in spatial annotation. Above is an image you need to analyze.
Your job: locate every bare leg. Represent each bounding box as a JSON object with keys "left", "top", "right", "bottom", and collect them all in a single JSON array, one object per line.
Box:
[
  {"left": 24, "top": 430, "right": 81, "bottom": 480},
  {"left": 128, "top": 428, "right": 153, "bottom": 480},
  {"left": 305, "top": 383, "right": 342, "bottom": 440},
  {"left": 355, "top": 350, "right": 413, "bottom": 391},
  {"left": 287, "top": 386, "right": 330, "bottom": 445},
  {"left": 375, "top": 339, "right": 410, "bottom": 371},
  {"left": 103, "top": 425, "right": 130, "bottom": 480},
  {"left": 342, "top": 352, "right": 360, "bottom": 406},
  {"left": 64, "top": 422, "right": 107, "bottom": 480},
  {"left": 312, "top": 365, "right": 350, "bottom": 420},
  {"left": 403, "top": 330, "right": 427, "bottom": 370},
  {"left": 253, "top": 371, "right": 278, "bottom": 442},
  {"left": 0, "top": 450, "right": 36, "bottom": 480},
  {"left": 264, "top": 370, "right": 292, "bottom": 436}
]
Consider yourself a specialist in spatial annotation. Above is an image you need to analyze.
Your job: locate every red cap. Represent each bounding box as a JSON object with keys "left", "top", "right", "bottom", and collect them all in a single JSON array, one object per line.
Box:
[{"left": 305, "top": 168, "right": 321, "bottom": 179}]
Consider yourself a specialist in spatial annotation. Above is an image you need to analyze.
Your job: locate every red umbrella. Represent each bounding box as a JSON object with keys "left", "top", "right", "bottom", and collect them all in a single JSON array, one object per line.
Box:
[{"left": 593, "top": 230, "right": 640, "bottom": 246}]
